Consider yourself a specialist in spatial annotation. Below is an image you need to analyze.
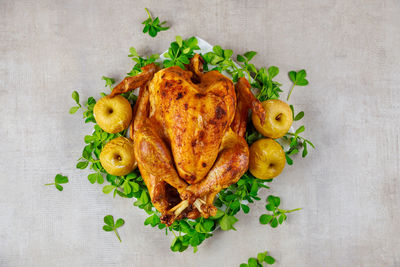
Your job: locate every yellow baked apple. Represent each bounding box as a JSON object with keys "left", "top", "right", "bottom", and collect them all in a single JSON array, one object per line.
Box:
[
  {"left": 252, "top": 99, "right": 293, "bottom": 139},
  {"left": 100, "top": 137, "right": 137, "bottom": 176},
  {"left": 93, "top": 95, "right": 132, "bottom": 134},
  {"left": 249, "top": 138, "right": 285, "bottom": 180}
]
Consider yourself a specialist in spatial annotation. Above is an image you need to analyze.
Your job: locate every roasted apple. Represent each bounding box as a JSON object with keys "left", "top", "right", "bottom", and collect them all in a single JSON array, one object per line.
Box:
[
  {"left": 249, "top": 138, "right": 285, "bottom": 180},
  {"left": 93, "top": 95, "right": 132, "bottom": 134},
  {"left": 100, "top": 137, "right": 137, "bottom": 176},
  {"left": 252, "top": 99, "right": 293, "bottom": 139}
]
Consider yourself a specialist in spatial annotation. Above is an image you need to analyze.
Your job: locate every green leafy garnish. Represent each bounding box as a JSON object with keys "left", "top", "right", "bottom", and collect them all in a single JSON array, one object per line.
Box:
[
  {"left": 240, "top": 251, "right": 275, "bottom": 266},
  {"left": 163, "top": 36, "right": 200, "bottom": 69},
  {"left": 287, "top": 69, "right": 308, "bottom": 101},
  {"left": 280, "top": 105, "right": 315, "bottom": 164},
  {"left": 203, "top": 47, "right": 283, "bottom": 101},
  {"left": 45, "top": 174, "right": 68, "bottom": 191},
  {"left": 215, "top": 172, "right": 272, "bottom": 225},
  {"left": 219, "top": 214, "right": 239, "bottom": 231},
  {"left": 141, "top": 172, "right": 272, "bottom": 252},
  {"left": 69, "top": 91, "right": 96, "bottom": 123},
  {"left": 259, "top": 195, "right": 301, "bottom": 228},
  {"left": 70, "top": 36, "right": 312, "bottom": 253},
  {"left": 69, "top": 91, "right": 81, "bottom": 114},
  {"left": 142, "top": 8, "right": 169, "bottom": 37},
  {"left": 252, "top": 66, "right": 282, "bottom": 101},
  {"left": 127, "top": 47, "right": 159, "bottom": 77},
  {"left": 290, "top": 104, "right": 304, "bottom": 121},
  {"left": 103, "top": 215, "right": 125, "bottom": 242},
  {"left": 102, "top": 76, "right": 115, "bottom": 90},
  {"left": 203, "top": 46, "right": 238, "bottom": 75},
  {"left": 167, "top": 217, "right": 215, "bottom": 252}
]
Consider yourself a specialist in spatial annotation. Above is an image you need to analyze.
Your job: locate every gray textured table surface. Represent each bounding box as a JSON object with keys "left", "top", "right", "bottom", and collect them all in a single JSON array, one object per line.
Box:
[{"left": 1, "top": 0, "right": 399, "bottom": 266}]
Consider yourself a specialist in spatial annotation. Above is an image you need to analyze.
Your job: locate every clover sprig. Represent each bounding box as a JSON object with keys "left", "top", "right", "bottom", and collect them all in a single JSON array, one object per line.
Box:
[
  {"left": 103, "top": 215, "right": 125, "bottom": 242},
  {"left": 259, "top": 195, "right": 301, "bottom": 228},
  {"left": 163, "top": 36, "right": 200, "bottom": 69},
  {"left": 240, "top": 251, "right": 275, "bottom": 267},
  {"left": 142, "top": 8, "right": 169, "bottom": 37},
  {"left": 280, "top": 105, "right": 315, "bottom": 165},
  {"left": 127, "top": 47, "right": 159, "bottom": 77},
  {"left": 45, "top": 174, "right": 68, "bottom": 191},
  {"left": 283, "top": 127, "right": 315, "bottom": 165},
  {"left": 69, "top": 90, "right": 96, "bottom": 123},
  {"left": 203, "top": 48, "right": 283, "bottom": 101},
  {"left": 101, "top": 76, "right": 115, "bottom": 90},
  {"left": 287, "top": 69, "right": 309, "bottom": 101}
]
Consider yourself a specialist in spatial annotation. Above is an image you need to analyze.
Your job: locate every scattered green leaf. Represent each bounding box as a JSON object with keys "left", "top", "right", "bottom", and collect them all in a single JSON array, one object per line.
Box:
[
  {"left": 127, "top": 47, "right": 160, "bottom": 77},
  {"left": 45, "top": 174, "right": 68, "bottom": 191},
  {"left": 287, "top": 69, "right": 308, "bottom": 101},
  {"left": 103, "top": 215, "right": 125, "bottom": 242},
  {"left": 142, "top": 8, "right": 169, "bottom": 37},
  {"left": 241, "top": 251, "right": 276, "bottom": 266},
  {"left": 102, "top": 76, "right": 115, "bottom": 90},
  {"left": 259, "top": 195, "right": 301, "bottom": 228},
  {"left": 220, "top": 214, "right": 238, "bottom": 231}
]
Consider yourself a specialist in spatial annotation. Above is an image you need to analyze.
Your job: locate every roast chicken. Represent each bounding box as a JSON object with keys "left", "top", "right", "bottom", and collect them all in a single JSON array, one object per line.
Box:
[{"left": 110, "top": 54, "right": 265, "bottom": 225}]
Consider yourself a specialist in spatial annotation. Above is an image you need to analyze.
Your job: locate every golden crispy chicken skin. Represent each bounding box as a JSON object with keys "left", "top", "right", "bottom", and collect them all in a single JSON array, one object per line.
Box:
[
  {"left": 148, "top": 66, "right": 237, "bottom": 184},
  {"left": 110, "top": 55, "right": 264, "bottom": 225}
]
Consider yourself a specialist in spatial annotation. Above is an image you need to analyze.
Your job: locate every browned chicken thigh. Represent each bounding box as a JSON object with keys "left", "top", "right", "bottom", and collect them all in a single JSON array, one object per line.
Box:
[{"left": 110, "top": 55, "right": 265, "bottom": 225}]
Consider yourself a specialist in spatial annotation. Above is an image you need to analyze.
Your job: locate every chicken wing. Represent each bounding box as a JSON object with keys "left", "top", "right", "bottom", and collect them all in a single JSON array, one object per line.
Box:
[
  {"left": 110, "top": 63, "right": 157, "bottom": 97},
  {"left": 231, "top": 77, "right": 266, "bottom": 136}
]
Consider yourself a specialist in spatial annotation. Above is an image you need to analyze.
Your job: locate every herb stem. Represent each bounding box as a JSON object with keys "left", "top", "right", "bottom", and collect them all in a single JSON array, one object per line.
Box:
[
  {"left": 239, "top": 63, "right": 252, "bottom": 81},
  {"left": 44, "top": 183, "right": 55, "bottom": 186},
  {"left": 145, "top": 8, "right": 152, "bottom": 19},
  {"left": 171, "top": 229, "right": 177, "bottom": 238},
  {"left": 225, "top": 199, "right": 234, "bottom": 215},
  {"left": 287, "top": 84, "right": 295, "bottom": 101},
  {"left": 245, "top": 70, "right": 252, "bottom": 81},
  {"left": 114, "top": 229, "right": 122, "bottom": 242},
  {"left": 253, "top": 72, "right": 259, "bottom": 81},
  {"left": 231, "top": 63, "right": 239, "bottom": 71},
  {"left": 278, "top": 208, "right": 302, "bottom": 214}
]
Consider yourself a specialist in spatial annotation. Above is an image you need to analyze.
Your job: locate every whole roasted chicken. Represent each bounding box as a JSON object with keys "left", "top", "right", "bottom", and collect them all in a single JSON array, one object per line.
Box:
[{"left": 110, "top": 54, "right": 265, "bottom": 225}]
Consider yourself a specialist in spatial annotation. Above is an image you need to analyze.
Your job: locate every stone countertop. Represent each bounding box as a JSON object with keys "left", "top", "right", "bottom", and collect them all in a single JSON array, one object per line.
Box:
[{"left": 0, "top": 0, "right": 399, "bottom": 266}]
